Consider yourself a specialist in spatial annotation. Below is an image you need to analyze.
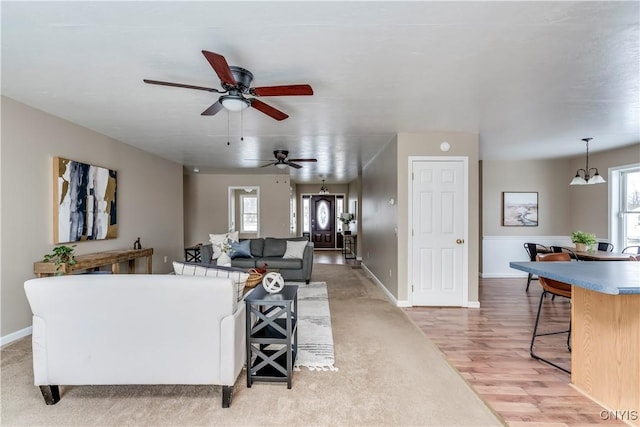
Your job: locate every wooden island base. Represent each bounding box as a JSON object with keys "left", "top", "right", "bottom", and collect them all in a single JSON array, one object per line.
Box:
[{"left": 572, "top": 286, "right": 640, "bottom": 426}]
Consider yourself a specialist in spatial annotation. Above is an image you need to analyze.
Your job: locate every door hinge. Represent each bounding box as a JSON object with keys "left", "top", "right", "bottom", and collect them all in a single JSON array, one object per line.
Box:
[
  {"left": 411, "top": 284, "right": 414, "bottom": 292},
  {"left": 412, "top": 172, "right": 414, "bottom": 180},
  {"left": 412, "top": 229, "right": 414, "bottom": 236}
]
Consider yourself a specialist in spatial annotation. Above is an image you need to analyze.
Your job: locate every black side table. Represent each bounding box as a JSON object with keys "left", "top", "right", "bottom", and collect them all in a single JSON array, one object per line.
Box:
[
  {"left": 245, "top": 285, "right": 298, "bottom": 389},
  {"left": 184, "top": 244, "right": 202, "bottom": 263}
]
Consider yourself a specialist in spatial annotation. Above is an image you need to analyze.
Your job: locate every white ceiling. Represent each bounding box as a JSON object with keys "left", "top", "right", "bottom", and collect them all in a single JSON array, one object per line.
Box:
[{"left": 2, "top": 1, "right": 638, "bottom": 183}]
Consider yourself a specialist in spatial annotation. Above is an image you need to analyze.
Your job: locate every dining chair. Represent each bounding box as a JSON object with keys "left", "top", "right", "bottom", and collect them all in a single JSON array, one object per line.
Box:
[
  {"left": 522, "top": 243, "right": 550, "bottom": 291},
  {"left": 551, "top": 246, "right": 579, "bottom": 260},
  {"left": 530, "top": 252, "right": 572, "bottom": 374},
  {"left": 622, "top": 245, "right": 640, "bottom": 254},
  {"left": 597, "top": 242, "right": 614, "bottom": 252}
]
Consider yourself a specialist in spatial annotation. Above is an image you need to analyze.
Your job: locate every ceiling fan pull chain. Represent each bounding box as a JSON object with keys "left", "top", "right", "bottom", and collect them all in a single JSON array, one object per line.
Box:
[
  {"left": 226, "top": 110, "right": 230, "bottom": 146},
  {"left": 240, "top": 109, "right": 244, "bottom": 142}
]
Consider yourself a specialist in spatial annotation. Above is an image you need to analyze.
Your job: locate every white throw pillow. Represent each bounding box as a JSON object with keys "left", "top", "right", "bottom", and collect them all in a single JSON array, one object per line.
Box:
[
  {"left": 283, "top": 240, "right": 308, "bottom": 259},
  {"left": 173, "top": 261, "right": 248, "bottom": 303}
]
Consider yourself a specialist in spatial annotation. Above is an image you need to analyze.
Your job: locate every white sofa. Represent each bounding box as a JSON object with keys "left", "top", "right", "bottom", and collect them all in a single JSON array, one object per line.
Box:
[{"left": 24, "top": 274, "right": 246, "bottom": 407}]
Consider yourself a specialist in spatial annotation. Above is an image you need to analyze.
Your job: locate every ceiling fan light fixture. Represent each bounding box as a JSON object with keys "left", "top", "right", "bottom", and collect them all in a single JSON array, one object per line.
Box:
[
  {"left": 220, "top": 95, "right": 250, "bottom": 112},
  {"left": 275, "top": 163, "right": 288, "bottom": 170},
  {"left": 569, "top": 138, "right": 606, "bottom": 186}
]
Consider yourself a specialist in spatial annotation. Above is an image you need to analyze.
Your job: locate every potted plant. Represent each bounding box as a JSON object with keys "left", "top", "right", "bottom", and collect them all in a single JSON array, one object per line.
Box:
[
  {"left": 339, "top": 212, "right": 355, "bottom": 234},
  {"left": 42, "top": 244, "right": 77, "bottom": 274},
  {"left": 571, "top": 231, "right": 596, "bottom": 252}
]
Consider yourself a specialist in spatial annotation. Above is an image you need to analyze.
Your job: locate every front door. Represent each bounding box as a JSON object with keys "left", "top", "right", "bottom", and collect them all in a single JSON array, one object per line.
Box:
[
  {"left": 310, "top": 195, "right": 335, "bottom": 248},
  {"left": 411, "top": 159, "right": 467, "bottom": 306}
]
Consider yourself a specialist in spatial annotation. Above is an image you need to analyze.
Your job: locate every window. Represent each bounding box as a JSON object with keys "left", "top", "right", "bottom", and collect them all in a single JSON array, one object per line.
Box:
[
  {"left": 336, "top": 196, "right": 344, "bottom": 232},
  {"left": 240, "top": 194, "right": 258, "bottom": 232},
  {"left": 620, "top": 168, "right": 640, "bottom": 248},
  {"left": 610, "top": 164, "right": 640, "bottom": 250},
  {"left": 302, "top": 196, "right": 310, "bottom": 233}
]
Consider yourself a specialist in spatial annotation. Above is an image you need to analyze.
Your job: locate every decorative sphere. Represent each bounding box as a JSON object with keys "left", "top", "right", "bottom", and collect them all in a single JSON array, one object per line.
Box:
[{"left": 262, "top": 272, "right": 285, "bottom": 294}]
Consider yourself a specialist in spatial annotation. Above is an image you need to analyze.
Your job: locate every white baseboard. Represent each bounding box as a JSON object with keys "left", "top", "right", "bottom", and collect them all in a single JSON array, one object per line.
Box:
[
  {"left": 466, "top": 301, "right": 480, "bottom": 308},
  {"left": 360, "top": 263, "right": 410, "bottom": 307},
  {"left": 1, "top": 326, "right": 32, "bottom": 347}
]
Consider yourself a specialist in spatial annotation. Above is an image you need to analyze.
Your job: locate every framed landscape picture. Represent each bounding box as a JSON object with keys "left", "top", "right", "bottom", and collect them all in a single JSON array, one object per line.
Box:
[
  {"left": 53, "top": 157, "right": 118, "bottom": 243},
  {"left": 502, "top": 192, "right": 538, "bottom": 226}
]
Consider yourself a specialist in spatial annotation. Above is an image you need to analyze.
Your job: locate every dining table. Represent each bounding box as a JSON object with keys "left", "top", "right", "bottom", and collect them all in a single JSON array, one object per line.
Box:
[
  {"left": 510, "top": 260, "right": 639, "bottom": 425},
  {"left": 568, "top": 249, "right": 633, "bottom": 261}
]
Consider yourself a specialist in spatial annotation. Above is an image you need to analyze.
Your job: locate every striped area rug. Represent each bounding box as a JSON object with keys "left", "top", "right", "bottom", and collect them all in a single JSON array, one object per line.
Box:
[{"left": 291, "top": 281, "right": 338, "bottom": 371}]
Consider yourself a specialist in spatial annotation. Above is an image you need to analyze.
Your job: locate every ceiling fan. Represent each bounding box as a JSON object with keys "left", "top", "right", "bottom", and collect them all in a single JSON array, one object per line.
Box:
[
  {"left": 258, "top": 150, "right": 317, "bottom": 169},
  {"left": 143, "top": 50, "right": 313, "bottom": 121}
]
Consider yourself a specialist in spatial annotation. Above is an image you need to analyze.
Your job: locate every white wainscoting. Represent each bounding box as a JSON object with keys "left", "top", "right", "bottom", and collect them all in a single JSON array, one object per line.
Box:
[{"left": 482, "top": 236, "right": 573, "bottom": 278}]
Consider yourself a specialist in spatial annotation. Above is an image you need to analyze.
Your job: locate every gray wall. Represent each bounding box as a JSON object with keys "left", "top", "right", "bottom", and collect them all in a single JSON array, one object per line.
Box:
[
  {"left": 183, "top": 173, "right": 293, "bottom": 245},
  {"left": 362, "top": 136, "right": 399, "bottom": 297},
  {"left": 569, "top": 144, "right": 640, "bottom": 238},
  {"left": 482, "top": 159, "right": 572, "bottom": 236},
  {"left": 1, "top": 96, "right": 184, "bottom": 339}
]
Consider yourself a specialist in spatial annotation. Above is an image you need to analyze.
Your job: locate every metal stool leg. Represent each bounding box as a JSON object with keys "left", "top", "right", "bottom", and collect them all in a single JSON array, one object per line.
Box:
[
  {"left": 526, "top": 273, "right": 532, "bottom": 291},
  {"left": 530, "top": 290, "right": 571, "bottom": 374}
]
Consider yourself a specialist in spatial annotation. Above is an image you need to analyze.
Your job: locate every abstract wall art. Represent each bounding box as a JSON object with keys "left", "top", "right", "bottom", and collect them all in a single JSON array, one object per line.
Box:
[
  {"left": 502, "top": 192, "right": 538, "bottom": 227},
  {"left": 54, "top": 157, "right": 118, "bottom": 243}
]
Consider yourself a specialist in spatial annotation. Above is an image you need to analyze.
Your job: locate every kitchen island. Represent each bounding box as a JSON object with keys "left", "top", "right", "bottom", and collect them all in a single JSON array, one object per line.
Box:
[{"left": 510, "top": 261, "right": 639, "bottom": 425}]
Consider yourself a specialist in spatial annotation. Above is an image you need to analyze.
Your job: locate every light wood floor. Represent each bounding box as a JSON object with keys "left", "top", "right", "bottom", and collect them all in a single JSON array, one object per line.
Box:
[
  {"left": 313, "top": 252, "right": 622, "bottom": 426},
  {"left": 405, "top": 278, "right": 626, "bottom": 427},
  {"left": 313, "top": 249, "right": 360, "bottom": 266}
]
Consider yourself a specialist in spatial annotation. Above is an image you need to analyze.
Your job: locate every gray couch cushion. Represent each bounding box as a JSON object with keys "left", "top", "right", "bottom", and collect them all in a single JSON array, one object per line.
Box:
[
  {"left": 248, "top": 238, "right": 264, "bottom": 257},
  {"left": 259, "top": 257, "right": 303, "bottom": 270},
  {"left": 230, "top": 258, "right": 257, "bottom": 269},
  {"left": 263, "top": 237, "right": 308, "bottom": 257}
]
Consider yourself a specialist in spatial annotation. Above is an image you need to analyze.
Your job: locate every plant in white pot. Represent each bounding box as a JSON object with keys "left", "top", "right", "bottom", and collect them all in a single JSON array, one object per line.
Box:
[
  {"left": 571, "top": 231, "right": 596, "bottom": 252},
  {"left": 338, "top": 212, "right": 355, "bottom": 234}
]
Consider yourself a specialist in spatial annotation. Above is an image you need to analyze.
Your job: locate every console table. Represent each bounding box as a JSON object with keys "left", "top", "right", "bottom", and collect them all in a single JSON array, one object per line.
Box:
[
  {"left": 342, "top": 234, "right": 356, "bottom": 260},
  {"left": 34, "top": 248, "right": 153, "bottom": 277},
  {"left": 245, "top": 285, "right": 298, "bottom": 389}
]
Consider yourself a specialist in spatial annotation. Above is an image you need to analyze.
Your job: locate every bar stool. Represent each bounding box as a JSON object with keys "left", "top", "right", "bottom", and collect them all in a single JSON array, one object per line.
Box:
[{"left": 530, "top": 252, "right": 572, "bottom": 374}]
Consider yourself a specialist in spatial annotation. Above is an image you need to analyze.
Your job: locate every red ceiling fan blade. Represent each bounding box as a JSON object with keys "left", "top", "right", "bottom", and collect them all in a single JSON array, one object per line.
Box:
[
  {"left": 252, "top": 84, "right": 313, "bottom": 97},
  {"left": 201, "top": 101, "right": 224, "bottom": 116},
  {"left": 288, "top": 158, "right": 317, "bottom": 163},
  {"left": 143, "top": 79, "right": 222, "bottom": 93},
  {"left": 250, "top": 99, "right": 289, "bottom": 121},
  {"left": 287, "top": 162, "right": 303, "bottom": 169},
  {"left": 202, "top": 51, "right": 237, "bottom": 87}
]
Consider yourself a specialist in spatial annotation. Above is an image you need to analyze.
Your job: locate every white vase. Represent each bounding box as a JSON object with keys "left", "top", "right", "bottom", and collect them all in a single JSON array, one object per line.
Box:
[{"left": 217, "top": 252, "right": 231, "bottom": 267}]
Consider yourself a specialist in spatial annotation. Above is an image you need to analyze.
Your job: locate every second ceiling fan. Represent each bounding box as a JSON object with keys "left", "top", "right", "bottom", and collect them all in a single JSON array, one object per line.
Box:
[
  {"left": 260, "top": 150, "right": 317, "bottom": 169},
  {"left": 143, "top": 50, "right": 313, "bottom": 121}
]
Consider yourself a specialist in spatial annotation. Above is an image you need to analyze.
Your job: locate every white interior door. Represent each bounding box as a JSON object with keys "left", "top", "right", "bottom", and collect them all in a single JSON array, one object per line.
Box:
[{"left": 411, "top": 159, "right": 466, "bottom": 306}]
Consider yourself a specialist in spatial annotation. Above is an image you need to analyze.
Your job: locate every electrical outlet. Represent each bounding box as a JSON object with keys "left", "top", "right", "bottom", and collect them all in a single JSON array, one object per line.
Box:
[
  {"left": 163, "top": 256, "right": 168, "bottom": 263},
  {"left": 389, "top": 269, "right": 392, "bottom": 278}
]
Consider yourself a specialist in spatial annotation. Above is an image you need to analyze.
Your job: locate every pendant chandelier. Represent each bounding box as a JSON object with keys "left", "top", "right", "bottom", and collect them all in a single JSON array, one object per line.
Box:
[
  {"left": 318, "top": 179, "right": 330, "bottom": 195},
  {"left": 570, "top": 138, "right": 606, "bottom": 185}
]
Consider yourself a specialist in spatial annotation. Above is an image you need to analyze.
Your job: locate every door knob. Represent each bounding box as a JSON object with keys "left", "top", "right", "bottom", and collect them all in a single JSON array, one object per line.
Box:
[{"left": 456, "top": 239, "right": 464, "bottom": 244}]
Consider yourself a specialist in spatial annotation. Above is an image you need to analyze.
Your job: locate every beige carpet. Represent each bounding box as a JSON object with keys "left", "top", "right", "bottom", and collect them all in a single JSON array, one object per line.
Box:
[{"left": 1, "top": 263, "right": 503, "bottom": 426}]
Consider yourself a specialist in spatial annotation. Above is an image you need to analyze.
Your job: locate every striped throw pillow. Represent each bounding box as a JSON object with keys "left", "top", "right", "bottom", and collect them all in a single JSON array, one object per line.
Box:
[{"left": 173, "top": 261, "right": 248, "bottom": 303}]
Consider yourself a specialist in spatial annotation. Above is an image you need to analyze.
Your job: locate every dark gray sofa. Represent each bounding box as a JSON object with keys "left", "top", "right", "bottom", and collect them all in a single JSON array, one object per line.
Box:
[{"left": 200, "top": 237, "right": 313, "bottom": 283}]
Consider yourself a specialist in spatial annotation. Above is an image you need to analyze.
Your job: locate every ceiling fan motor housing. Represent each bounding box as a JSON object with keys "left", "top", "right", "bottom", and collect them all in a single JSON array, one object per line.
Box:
[{"left": 229, "top": 66, "right": 254, "bottom": 93}]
